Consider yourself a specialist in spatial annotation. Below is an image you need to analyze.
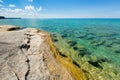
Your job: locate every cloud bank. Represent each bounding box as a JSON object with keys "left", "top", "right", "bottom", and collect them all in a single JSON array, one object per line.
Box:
[{"left": 0, "top": 5, "right": 42, "bottom": 18}]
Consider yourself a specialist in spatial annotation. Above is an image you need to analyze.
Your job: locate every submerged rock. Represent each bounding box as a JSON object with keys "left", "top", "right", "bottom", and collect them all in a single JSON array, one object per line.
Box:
[
  {"left": 78, "top": 48, "right": 91, "bottom": 57},
  {"left": 111, "top": 43, "right": 120, "bottom": 54},
  {"left": 73, "top": 46, "right": 91, "bottom": 57},
  {"left": 114, "top": 49, "right": 120, "bottom": 53},
  {"left": 77, "top": 33, "right": 87, "bottom": 39},
  {"left": 96, "top": 32, "right": 117, "bottom": 37},
  {"left": 91, "top": 39, "right": 106, "bottom": 47},
  {"left": 73, "top": 46, "right": 79, "bottom": 50},
  {"left": 104, "top": 41, "right": 113, "bottom": 47},
  {"left": 88, "top": 61, "right": 103, "bottom": 69},
  {"left": 61, "top": 33, "right": 68, "bottom": 38},
  {"left": 67, "top": 40, "right": 77, "bottom": 47},
  {"left": 104, "top": 39, "right": 120, "bottom": 48},
  {"left": 51, "top": 33, "right": 59, "bottom": 42},
  {"left": 87, "top": 56, "right": 109, "bottom": 69},
  {"left": 85, "top": 35, "right": 95, "bottom": 40}
]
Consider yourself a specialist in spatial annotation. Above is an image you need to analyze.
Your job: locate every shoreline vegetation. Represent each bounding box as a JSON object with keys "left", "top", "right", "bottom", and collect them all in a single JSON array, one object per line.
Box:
[{"left": 0, "top": 25, "right": 87, "bottom": 80}]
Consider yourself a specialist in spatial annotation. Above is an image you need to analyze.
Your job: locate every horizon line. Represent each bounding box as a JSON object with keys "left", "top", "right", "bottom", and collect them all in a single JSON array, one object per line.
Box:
[{"left": 22, "top": 17, "right": 120, "bottom": 19}]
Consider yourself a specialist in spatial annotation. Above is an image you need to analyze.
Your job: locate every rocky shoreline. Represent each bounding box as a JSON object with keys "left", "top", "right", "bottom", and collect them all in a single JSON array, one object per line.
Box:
[{"left": 0, "top": 25, "right": 86, "bottom": 80}]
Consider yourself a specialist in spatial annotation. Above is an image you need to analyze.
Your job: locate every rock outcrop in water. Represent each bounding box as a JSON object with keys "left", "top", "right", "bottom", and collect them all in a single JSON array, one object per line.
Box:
[{"left": 0, "top": 25, "right": 87, "bottom": 80}]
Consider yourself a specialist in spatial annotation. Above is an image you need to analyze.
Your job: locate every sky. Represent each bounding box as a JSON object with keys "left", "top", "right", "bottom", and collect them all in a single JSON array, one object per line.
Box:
[{"left": 0, "top": 0, "right": 120, "bottom": 18}]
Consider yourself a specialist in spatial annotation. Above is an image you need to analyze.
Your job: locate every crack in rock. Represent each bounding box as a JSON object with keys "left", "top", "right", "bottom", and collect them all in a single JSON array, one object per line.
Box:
[
  {"left": 18, "top": 33, "right": 32, "bottom": 80},
  {"left": 13, "top": 71, "right": 20, "bottom": 80},
  {"left": 25, "top": 59, "right": 30, "bottom": 80}
]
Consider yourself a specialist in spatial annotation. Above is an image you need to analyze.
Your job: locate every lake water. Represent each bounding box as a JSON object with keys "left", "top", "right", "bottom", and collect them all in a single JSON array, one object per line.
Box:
[{"left": 0, "top": 18, "right": 120, "bottom": 79}]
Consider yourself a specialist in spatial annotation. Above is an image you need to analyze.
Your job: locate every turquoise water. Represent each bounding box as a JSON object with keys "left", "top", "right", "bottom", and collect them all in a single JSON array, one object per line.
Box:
[
  {"left": 0, "top": 18, "right": 120, "bottom": 79},
  {"left": 0, "top": 19, "right": 120, "bottom": 63}
]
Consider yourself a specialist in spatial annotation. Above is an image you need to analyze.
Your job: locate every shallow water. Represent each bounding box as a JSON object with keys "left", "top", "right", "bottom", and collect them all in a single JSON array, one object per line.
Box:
[{"left": 0, "top": 18, "right": 120, "bottom": 79}]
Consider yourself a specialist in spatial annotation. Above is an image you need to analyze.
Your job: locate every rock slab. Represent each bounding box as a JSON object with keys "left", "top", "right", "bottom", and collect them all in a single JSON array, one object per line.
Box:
[{"left": 0, "top": 25, "right": 74, "bottom": 80}]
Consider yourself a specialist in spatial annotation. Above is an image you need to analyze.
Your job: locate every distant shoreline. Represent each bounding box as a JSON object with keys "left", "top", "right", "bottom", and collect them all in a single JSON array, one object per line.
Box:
[
  {"left": 0, "top": 16, "right": 21, "bottom": 19},
  {"left": 5, "top": 18, "right": 21, "bottom": 19}
]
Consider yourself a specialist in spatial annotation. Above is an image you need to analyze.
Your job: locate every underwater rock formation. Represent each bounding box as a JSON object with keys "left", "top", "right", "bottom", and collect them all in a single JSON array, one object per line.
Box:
[
  {"left": 67, "top": 40, "right": 77, "bottom": 47},
  {"left": 77, "top": 33, "right": 87, "bottom": 39},
  {"left": 51, "top": 33, "right": 59, "bottom": 42},
  {"left": 61, "top": 33, "right": 68, "bottom": 38},
  {"left": 51, "top": 33, "right": 120, "bottom": 80},
  {"left": 90, "top": 39, "right": 106, "bottom": 47},
  {"left": 73, "top": 46, "right": 91, "bottom": 57}
]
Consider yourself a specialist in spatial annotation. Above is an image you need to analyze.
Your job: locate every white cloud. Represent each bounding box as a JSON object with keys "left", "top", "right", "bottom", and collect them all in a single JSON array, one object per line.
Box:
[
  {"left": 9, "top": 4, "right": 16, "bottom": 7},
  {"left": 0, "top": 0, "right": 3, "bottom": 3},
  {"left": 6, "top": 8, "right": 24, "bottom": 13},
  {"left": 0, "top": 5, "right": 43, "bottom": 18},
  {"left": 28, "top": 0, "right": 33, "bottom": 2},
  {"left": 37, "top": 6, "right": 42, "bottom": 11},
  {"left": 25, "top": 5, "right": 35, "bottom": 11}
]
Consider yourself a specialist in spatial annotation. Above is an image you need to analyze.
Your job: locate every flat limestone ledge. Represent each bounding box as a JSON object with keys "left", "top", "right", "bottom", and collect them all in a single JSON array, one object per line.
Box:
[
  {"left": 0, "top": 25, "right": 20, "bottom": 31},
  {"left": 0, "top": 25, "right": 74, "bottom": 80}
]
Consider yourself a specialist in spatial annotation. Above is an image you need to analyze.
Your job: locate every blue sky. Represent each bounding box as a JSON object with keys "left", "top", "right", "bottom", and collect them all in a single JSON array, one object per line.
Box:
[{"left": 0, "top": 0, "right": 120, "bottom": 18}]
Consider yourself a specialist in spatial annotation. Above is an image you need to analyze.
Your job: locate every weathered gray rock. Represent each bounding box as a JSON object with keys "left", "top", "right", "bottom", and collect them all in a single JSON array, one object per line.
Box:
[{"left": 0, "top": 25, "right": 74, "bottom": 80}]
